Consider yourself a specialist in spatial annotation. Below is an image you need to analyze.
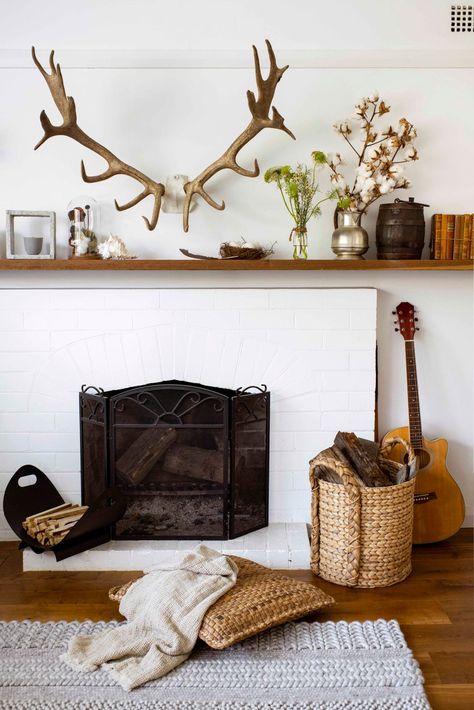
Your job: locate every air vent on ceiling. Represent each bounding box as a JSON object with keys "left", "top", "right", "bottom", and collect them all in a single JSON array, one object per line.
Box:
[{"left": 451, "top": 4, "right": 473, "bottom": 31}]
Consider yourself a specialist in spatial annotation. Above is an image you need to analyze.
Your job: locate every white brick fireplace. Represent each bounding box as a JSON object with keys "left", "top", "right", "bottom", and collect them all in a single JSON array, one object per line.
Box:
[{"left": 0, "top": 287, "right": 376, "bottom": 568}]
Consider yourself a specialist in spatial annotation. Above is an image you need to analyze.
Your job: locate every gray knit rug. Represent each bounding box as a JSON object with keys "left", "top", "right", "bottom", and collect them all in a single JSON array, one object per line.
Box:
[{"left": 0, "top": 619, "right": 430, "bottom": 709}]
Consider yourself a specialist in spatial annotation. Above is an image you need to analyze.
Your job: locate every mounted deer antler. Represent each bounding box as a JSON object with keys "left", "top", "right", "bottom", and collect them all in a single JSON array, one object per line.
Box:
[
  {"left": 32, "top": 41, "right": 293, "bottom": 232},
  {"left": 182, "top": 40, "right": 295, "bottom": 231},
  {"left": 31, "top": 47, "right": 165, "bottom": 230}
]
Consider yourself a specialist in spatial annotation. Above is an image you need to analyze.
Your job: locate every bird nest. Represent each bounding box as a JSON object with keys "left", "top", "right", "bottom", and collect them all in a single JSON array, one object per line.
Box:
[{"left": 219, "top": 242, "right": 274, "bottom": 260}]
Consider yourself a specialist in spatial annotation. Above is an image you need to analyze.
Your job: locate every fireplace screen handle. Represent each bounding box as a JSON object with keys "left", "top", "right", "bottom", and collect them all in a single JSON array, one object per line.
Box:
[
  {"left": 236, "top": 384, "right": 268, "bottom": 395},
  {"left": 81, "top": 384, "right": 105, "bottom": 395}
]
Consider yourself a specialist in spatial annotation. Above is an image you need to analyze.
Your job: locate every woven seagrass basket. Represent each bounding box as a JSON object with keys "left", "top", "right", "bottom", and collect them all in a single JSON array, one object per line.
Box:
[{"left": 309, "top": 437, "right": 416, "bottom": 588}]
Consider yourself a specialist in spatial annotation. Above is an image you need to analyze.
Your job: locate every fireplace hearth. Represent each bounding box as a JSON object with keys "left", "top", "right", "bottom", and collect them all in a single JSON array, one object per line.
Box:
[{"left": 79, "top": 380, "right": 270, "bottom": 540}]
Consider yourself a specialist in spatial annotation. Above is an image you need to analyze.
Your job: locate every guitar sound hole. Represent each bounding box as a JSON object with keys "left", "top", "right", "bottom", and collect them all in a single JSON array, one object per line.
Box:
[{"left": 404, "top": 448, "right": 430, "bottom": 468}]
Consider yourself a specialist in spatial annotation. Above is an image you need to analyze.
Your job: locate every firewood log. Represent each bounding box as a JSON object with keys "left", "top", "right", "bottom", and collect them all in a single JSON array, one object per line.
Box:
[
  {"left": 33, "top": 505, "right": 88, "bottom": 523},
  {"left": 330, "top": 445, "right": 366, "bottom": 487},
  {"left": 22, "top": 503, "right": 88, "bottom": 547},
  {"left": 379, "top": 457, "right": 408, "bottom": 485},
  {"left": 25, "top": 502, "right": 73, "bottom": 521},
  {"left": 309, "top": 447, "right": 344, "bottom": 484},
  {"left": 162, "top": 445, "right": 223, "bottom": 484},
  {"left": 308, "top": 446, "right": 359, "bottom": 485},
  {"left": 116, "top": 427, "right": 178, "bottom": 484},
  {"left": 334, "top": 431, "right": 392, "bottom": 487}
]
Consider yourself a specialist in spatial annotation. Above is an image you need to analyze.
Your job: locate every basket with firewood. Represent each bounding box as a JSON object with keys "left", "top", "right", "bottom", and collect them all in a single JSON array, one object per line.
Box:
[{"left": 309, "top": 432, "right": 417, "bottom": 588}]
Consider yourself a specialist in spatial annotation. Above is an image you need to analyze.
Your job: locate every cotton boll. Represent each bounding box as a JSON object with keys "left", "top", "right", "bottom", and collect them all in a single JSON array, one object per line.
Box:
[
  {"left": 326, "top": 152, "right": 341, "bottom": 167},
  {"left": 356, "top": 164, "right": 372, "bottom": 179},
  {"left": 378, "top": 178, "right": 396, "bottom": 195},
  {"left": 356, "top": 98, "right": 369, "bottom": 112},
  {"left": 329, "top": 172, "right": 348, "bottom": 190},
  {"left": 334, "top": 175, "right": 347, "bottom": 190},
  {"left": 363, "top": 177, "right": 376, "bottom": 191},
  {"left": 242, "top": 242, "right": 255, "bottom": 249},
  {"left": 389, "top": 165, "right": 403, "bottom": 177},
  {"left": 227, "top": 241, "right": 238, "bottom": 247},
  {"left": 405, "top": 146, "right": 419, "bottom": 161},
  {"left": 334, "top": 120, "right": 351, "bottom": 135}
]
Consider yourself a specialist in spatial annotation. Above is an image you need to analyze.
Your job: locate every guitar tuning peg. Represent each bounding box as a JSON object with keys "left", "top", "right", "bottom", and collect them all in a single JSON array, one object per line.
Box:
[
  {"left": 392, "top": 311, "right": 396, "bottom": 315},
  {"left": 414, "top": 317, "right": 419, "bottom": 322},
  {"left": 393, "top": 320, "right": 398, "bottom": 324},
  {"left": 395, "top": 328, "right": 399, "bottom": 332},
  {"left": 415, "top": 327, "right": 420, "bottom": 331}
]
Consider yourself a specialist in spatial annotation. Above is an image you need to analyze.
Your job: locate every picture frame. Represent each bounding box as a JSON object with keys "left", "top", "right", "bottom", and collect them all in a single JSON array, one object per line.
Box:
[{"left": 6, "top": 210, "right": 56, "bottom": 259}]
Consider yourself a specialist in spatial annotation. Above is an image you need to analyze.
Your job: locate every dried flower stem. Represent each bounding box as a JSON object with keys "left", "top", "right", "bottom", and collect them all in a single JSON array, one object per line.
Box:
[{"left": 314, "top": 95, "right": 418, "bottom": 212}]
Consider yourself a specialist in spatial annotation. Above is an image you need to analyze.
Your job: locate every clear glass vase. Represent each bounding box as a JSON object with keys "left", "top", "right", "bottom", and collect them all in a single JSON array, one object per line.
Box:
[{"left": 290, "top": 227, "right": 308, "bottom": 260}]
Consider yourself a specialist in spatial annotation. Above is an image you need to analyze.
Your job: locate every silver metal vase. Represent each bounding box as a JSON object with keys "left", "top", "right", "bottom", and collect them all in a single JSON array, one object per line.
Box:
[{"left": 331, "top": 209, "right": 369, "bottom": 259}]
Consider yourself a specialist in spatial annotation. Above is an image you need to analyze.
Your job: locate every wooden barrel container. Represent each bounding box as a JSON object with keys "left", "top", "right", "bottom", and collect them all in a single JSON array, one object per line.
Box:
[{"left": 376, "top": 197, "right": 428, "bottom": 259}]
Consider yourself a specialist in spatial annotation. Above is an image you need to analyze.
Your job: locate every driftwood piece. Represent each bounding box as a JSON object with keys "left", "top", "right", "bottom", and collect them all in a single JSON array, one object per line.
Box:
[
  {"left": 334, "top": 431, "right": 392, "bottom": 487},
  {"left": 162, "top": 445, "right": 223, "bottom": 484},
  {"left": 180, "top": 248, "right": 221, "bottom": 260},
  {"left": 116, "top": 427, "right": 178, "bottom": 484}
]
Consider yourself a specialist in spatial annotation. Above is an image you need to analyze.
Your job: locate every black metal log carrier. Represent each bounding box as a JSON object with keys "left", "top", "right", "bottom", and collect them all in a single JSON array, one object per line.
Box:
[{"left": 79, "top": 380, "right": 270, "bottom": 540}]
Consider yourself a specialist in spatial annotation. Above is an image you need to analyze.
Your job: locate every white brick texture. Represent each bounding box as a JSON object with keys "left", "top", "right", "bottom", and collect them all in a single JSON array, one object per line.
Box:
[
  {"left": 23, "top": 523, "right": 311, "bottom": 571},
  {"left": 0, "top": 288, "right": 376, "bottom": 540}
]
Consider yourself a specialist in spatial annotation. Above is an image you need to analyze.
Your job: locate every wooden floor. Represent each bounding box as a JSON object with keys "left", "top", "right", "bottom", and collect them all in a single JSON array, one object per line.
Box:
[{"left": 1, "top": 530, "right": 473, "bottom": 709}]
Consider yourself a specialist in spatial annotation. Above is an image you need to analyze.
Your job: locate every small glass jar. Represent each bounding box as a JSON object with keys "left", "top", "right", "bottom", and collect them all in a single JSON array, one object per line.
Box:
[
  {"left": 67, "top": 196, "right": 100, "bottom": 259},
  {"left": 290, "top": 226, "right": 308, "bottom": 260}
]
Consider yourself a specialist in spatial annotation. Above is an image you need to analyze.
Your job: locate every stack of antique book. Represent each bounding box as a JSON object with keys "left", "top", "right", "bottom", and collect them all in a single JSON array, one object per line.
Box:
[{"left": 430, "top": 213, "right": 473, "bottom": 260}]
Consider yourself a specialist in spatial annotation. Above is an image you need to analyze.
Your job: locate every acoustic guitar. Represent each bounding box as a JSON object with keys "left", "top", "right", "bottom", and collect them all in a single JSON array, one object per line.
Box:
[{"left": 382, "top": 301, "right": 465, "bottom": 544}]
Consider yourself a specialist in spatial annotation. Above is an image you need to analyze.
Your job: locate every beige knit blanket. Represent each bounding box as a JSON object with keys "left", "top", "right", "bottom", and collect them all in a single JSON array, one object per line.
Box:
[{"left": 62, "top": 544, "right": 238, "bottom": 691}]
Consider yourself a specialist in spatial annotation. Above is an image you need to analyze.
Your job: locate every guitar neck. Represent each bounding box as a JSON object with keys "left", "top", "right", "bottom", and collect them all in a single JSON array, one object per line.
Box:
[{"left": 404, "top": 340, "right": 423, "bottom": 448}]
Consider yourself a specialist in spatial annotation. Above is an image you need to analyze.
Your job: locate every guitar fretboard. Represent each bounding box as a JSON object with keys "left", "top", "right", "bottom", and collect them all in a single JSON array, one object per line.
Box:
[{"left": 405, "top": 340, "right": 423, "bottom": 449}]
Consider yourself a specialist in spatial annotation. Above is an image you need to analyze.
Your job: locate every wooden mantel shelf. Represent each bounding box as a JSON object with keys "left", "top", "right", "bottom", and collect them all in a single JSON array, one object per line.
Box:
[{"left": 0, "top": 258, "right": 472, "bottom": 271}]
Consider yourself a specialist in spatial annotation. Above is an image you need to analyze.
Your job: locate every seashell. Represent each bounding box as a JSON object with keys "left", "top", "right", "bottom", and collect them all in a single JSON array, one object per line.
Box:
[{"left": 98, "top": 234, "right": 135, "bottom": 260}]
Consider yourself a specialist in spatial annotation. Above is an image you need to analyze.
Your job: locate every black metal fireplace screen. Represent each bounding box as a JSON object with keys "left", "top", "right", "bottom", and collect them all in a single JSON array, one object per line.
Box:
[{"left": 79, "top": 380, "right": 270, "bottom": 540}]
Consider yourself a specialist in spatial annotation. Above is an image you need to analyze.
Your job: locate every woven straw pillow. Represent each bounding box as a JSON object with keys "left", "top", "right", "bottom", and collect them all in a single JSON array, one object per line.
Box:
[{"left": 109, "top": 555, "right": 334, "bottom": 649}]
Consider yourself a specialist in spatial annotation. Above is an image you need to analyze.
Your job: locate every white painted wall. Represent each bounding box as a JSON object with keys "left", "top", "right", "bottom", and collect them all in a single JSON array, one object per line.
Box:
[
  {"left": 0, "top": 1, "right": 472, "bottom": 524},
  {"left": 0, "top": 0, "right": 473, "bottom": 259},
  {"left": 2, "top": 0, "right": 473, "bottom": 52}
]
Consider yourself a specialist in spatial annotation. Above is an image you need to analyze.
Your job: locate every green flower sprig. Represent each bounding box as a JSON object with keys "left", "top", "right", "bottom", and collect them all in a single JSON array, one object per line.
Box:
[{"left": 265, "top": 156, "right": 337, "bottom": 231}]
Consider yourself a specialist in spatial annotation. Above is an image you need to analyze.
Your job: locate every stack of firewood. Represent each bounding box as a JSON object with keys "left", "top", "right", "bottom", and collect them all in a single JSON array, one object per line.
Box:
[
  {"left": 22, "top": 502, "right": 88, "bottom": 547},
  {"left": 313, "top": 431, "right": 416, "bottom": 487},
  {"left": 115, "top": 426, "right": 226, "bottom": 485}
]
